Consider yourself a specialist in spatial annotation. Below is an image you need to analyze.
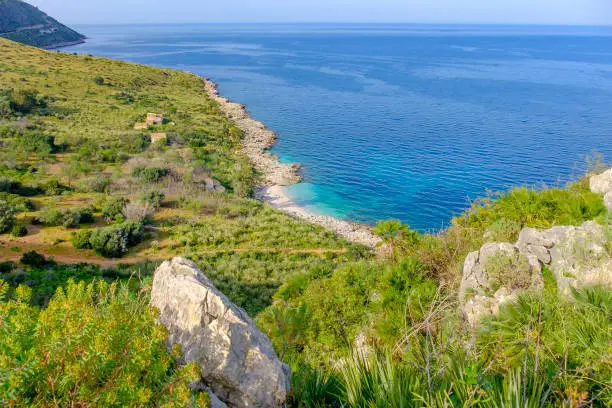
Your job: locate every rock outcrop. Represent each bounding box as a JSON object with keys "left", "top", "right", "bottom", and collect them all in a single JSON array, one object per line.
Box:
[
  {"left": 459, "top": 242, "right": 542, "bottom": 326},
  {"left": 150, "top": 258, "right": 291, "bottom": 408},
  {"left": 590, "top": 168, "right": 612, "bottom": 211},
  {"left": 460, "top": 170, "right": 612, "bottom": 325},
  {"left": 461, "top": 220, "right": 611, "bottom": 325}
]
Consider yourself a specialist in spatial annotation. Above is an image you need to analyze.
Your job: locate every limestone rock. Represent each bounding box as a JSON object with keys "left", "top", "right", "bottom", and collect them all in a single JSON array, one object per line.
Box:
[
  {"left": 546, "top": 221, "right": 611, "bottom": 296},
  {"left": 590, "top": 168, "right": 612, "bottom": 210},
  {"left": 605, "top": 192, "right": 612, "bottom": 212},
  {"left": 150, "top": 258, "right": 291, "bottom": 408},
  {"left": 589, "top": 168, "right": 612, "bottom": 195},
  {"left": 459, "top": 242, "right": 541, "bottom": 326}
]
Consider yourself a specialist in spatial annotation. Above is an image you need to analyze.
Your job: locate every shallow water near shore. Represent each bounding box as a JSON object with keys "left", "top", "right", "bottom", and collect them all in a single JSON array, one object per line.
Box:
[{"left": 67, "top": 24, "right": 612, "bottom": 231}]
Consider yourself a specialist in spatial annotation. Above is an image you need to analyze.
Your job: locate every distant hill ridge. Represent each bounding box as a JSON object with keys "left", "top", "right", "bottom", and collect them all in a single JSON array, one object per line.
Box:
[{"left": 0, "top": 0, "right": 85, "bottom": 49}]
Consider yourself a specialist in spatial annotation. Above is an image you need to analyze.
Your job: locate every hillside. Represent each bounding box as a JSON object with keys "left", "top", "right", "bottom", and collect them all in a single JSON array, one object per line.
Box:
[
  {"left": 0, "top": 37, "right": 610, "bottom": 407},
  {"left": 0, "top": 0, "right": 85, "bottom": 48}
]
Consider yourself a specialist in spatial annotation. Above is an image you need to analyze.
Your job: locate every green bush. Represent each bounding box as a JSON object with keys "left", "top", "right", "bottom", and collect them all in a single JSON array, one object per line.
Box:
[
  {"left": 38, "top": 178, "right": 68, "bottom": 196},
  {"left": 141, "top": 190, "right": 165, "bottom": 209},
  {"left": 0, "top": 261, "right": 14, "bottom": 274},
  {"left": 0, "top": 199, "right": 15, "bottom": 233},
  {"left": 20, "top": 251, "right": 47, "bottom": 267},
  {"left": 132, "top": 166, "right": 169, "bottom": 183},
  {"left": 38, "top": 206, "right": 94, "bottom": 228},
  {"left": 458, "top": 181, "right": 607, "bottom": 237},
  {"left": 0, "top": 280, "right": 207, "bottom": 406},
  {"left": 11, "top": 224, "right": 28, "bottom": 237},
  {"left": 119, "top": 133, "right": 150, "bottom": 153},
  {"left": 16, "top": 132, "right": 56, "bottom": 155},
  {"left": 70, "top": 230, "right": 92, "bottom": 249},
  {"left": 88, "top": 221, "right": 143, "bottom": 258},
  {"left": 102, "top": 196, "right": 127, "bottom": 221},
  {"left": 93, "top": 76, "right": 105, "bottom": 85},
  {"left": 8, "top": 88, "right": 47, "bottom": 114},
  {"left": 0, "top": 193, "right": 34, "bottom": 212},
  {"left": 0, "top": 176, "right": 20, "bottom": 193},
  {"left": 76, "top": 176, "right": 111, "bottom": 193}
]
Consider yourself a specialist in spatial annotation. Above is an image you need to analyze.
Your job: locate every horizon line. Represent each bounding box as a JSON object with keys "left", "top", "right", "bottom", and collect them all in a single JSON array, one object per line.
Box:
[{"left": 67, "top": 21, "right": 612, "bottom": 27}]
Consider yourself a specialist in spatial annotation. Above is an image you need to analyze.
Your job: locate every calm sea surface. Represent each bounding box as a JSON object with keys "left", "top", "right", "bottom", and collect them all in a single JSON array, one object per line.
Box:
[{"left": 68, "top": 24, "right": 612, "bottom": 230}]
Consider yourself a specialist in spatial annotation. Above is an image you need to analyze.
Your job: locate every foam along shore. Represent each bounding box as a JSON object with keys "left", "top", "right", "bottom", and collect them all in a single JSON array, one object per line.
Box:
[{"left": 203, "top": 78, "right": 381, "bottom": 248}]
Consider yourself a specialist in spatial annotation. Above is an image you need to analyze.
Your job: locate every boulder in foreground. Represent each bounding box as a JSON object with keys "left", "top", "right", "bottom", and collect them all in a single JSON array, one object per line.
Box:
[{"left": 150, "top": 257, "right": 291, "bottom": 407}]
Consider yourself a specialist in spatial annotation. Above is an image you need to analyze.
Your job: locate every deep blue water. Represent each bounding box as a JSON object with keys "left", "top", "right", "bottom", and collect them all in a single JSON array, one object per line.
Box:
[{"left": 67, "top": 24, "right": 612, "bottom": 231}]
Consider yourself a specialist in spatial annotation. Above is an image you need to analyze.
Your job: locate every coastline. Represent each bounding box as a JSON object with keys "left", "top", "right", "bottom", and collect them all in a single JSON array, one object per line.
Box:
[
  {"left": 45, "top": 39, "right": 87, "bottom": 50},
  {"left": 203, "top": 79, "right": 381, "bottom": 248}
]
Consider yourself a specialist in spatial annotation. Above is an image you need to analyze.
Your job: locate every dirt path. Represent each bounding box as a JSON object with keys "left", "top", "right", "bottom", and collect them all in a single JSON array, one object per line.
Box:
[{"left": 0, "top": 247, "right": 347, "bottom": 266}]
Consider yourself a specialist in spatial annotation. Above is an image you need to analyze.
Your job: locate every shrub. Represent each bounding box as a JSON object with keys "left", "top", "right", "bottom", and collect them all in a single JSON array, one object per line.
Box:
[
  {"left": 93, "top": 76, "right": 105, "bottom": 85},
  {"left": 39, "top": 178, "right": 68, "bottom": 196},
  {"left": 17, "top": 132, "right": 56, "bottom": 155},
  {"left": 141, "top": 190, "right": 165, "bottom": 208},
  {"left": 0, "top": 280, "right": 206, "bottom": 406},
  {"left": 76, "top": 176, "right": 111, "bottom": 193},
  {"left": 71, "top": 230, "right": 92, "bottom": 249},
  {"left": 8, "top": 89, "right": 46, "bottom": 113},
  {"left": 485, "top": 252, "right": 532, "bottom": 292},
  {"left": 20, "top": 251, "right": 47, "bottom": 267},
  {"left": 458, "top": 182, "right": 607, "bottom": 237},
  {"left": 0, "top": 176, "right": 20, "bottom": 193},
  {"left": 0, "top": 261, "right": 14, "bottom": 273},
  {"left": 0, "top": 199, "right": 15, "bottom": 233},
  {"left": 102, "top": 196, "right": 128, "bottom": 221},
  {"left": 88, "top": 221, "right": 143, "bottom": 258},
  {"left": 11, "top": 224, "right": 28, "bottom": 237},
  {"left": 484, "top": 218, "right": 522, "bottom": 242},
  {"left": 38, "top": 206, "right": 94, "bottom": 228},
  {"left": 119, "top": 133, "right": 150, "bottom": 153},
  {"left": 132, "top": 166, "right": 169, "bottom": 183},
  {"left": 0, "top": 193, "right": 34, "bottom": 212}
]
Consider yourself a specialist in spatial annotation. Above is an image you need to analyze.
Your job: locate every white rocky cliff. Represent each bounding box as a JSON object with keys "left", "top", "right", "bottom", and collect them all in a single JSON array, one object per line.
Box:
[{"left": 150, "top": 258, "right": 291, "bottom": 408}]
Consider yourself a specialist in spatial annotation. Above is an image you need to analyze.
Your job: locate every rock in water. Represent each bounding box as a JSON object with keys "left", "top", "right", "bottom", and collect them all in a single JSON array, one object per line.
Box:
[{"left": 150, "top": 257, "right": 291, "bottom": 407}]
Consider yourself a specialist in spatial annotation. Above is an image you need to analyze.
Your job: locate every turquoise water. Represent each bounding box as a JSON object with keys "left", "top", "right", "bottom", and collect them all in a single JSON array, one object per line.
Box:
[{"left": 68, "top": 24, "right": 612, "bottom": 231}]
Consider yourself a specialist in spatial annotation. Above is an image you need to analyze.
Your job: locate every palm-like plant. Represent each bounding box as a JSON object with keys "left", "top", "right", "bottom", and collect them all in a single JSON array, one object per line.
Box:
[{"left": 373, "top": 220, "right": 416, "bottom": 259}]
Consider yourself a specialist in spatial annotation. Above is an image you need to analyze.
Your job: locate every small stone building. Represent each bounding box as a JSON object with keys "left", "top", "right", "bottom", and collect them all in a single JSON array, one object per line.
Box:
[
  {"left": 146, "top": 113, "right": 164, "bottom": 126},
  {"left": 134, "top": 113, "right": 164, "bottom": 130}
]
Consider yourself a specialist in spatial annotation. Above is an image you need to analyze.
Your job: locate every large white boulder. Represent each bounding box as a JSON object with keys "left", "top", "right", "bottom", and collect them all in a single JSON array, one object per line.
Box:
[
  {"left": 150, "top": 258, "right": 291, "bottom": 408},
  {"left": 590, "top": 168, "right": 612, "bottom": 211},
  {"left": 590, "top": 168, "right": 612, "bottom": 195}
]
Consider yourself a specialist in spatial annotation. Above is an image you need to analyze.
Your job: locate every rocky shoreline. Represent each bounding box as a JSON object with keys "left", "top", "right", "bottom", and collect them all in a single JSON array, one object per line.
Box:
[{"left": 203, "top": 79, "right": 381, "bottom": 248}]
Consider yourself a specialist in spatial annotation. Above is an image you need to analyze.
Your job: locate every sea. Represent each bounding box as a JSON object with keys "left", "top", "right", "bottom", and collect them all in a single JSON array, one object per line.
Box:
[{"left": 66, "top": 24, "right": 612, "bottom": 231}]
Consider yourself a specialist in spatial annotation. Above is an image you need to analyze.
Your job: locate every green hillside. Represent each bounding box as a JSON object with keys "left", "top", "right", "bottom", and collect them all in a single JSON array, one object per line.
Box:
[
  {"left": 0, "top": 38, "right": 610, "bottom": 407},
  {"left": 0, "top": 0, "right": 85, "bottom": 48}
]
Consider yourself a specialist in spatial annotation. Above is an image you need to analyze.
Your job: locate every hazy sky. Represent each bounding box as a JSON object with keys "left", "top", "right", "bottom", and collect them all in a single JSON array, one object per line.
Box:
[{"left": 32, "top": 0, "right": 612, "bottom": 25}]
